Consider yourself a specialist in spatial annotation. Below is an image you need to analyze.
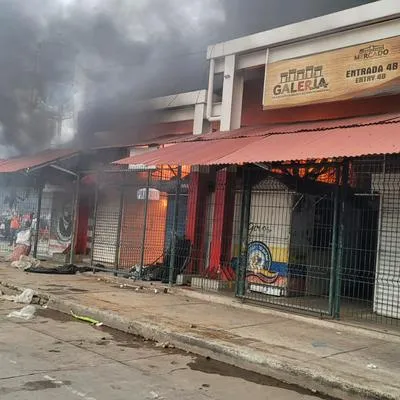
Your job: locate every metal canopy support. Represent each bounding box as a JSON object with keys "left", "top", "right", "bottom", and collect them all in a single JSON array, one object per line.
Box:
[
  {"left": 69, "top": 176, "right": 80, "bottom": 265},
  {"left": 168, "top": 165, "right": 182, "bottom": 286},
  {"left": 90, "top": 175, "right": 100, "bottom": 268},
  {"left": 32, "top": 183, "right": 43, "bottom": 259},
  {"left": 139, "top": 171, "right": 151, "bottom": 278},
  {"left": 50, "top": 164, "right": 78, "bottom": 178},
  {"left": 236, "top": 168, "right": 252, "bottom": 297},
  {"left": 114, "top": 176, "right": 125, "bottom": 273},
  {"left": 334, "top": 161, "right": 350, "bottom": 319},
  {"left": 329, "top": 167, "right": 340, "bottom": 316}
]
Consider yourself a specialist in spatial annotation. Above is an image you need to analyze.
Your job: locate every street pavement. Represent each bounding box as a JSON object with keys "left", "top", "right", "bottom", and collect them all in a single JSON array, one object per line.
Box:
[
  {"left": 0, "top": 267, "right": 399, "bottom": 399},
  {"left": 0, "top": 300, "right": 325, "bottom": 400}
]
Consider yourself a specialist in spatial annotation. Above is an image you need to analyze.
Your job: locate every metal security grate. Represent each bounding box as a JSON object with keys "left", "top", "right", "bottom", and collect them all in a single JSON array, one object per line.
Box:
[{"left": 235, "top": 166, "right": 336, "bottom": 316}]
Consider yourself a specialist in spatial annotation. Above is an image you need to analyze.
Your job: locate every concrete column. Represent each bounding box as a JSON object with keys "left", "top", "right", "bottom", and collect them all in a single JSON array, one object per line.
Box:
[
  {"left": 185, "top": 166, "right": 209, "bottom": 274},
  {"left": 220, "top": 55, "right": 236, "bottom": 132},
  {"left": 220, "top": 54, "right": 244, "bottom": 132},
  {"left": 231, "top": 71, "right": 244, "bottom": 130},
  {"left": 193, "top": 103, "right": 205, "bottom": 135}
]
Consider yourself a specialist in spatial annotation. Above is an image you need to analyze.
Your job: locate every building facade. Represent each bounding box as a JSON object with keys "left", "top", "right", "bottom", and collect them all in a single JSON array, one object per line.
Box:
[{"left": 116, "top": 1, "right": 400, "bottom": 323}]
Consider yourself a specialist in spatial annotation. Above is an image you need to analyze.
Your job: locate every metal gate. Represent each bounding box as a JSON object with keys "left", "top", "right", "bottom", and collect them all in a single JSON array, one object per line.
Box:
[
  {"left": 236, "top": 166, "right": 337, "bottom": 316},
  {"left": 92, "top": 188, "right": 121, "bottom": 265}
]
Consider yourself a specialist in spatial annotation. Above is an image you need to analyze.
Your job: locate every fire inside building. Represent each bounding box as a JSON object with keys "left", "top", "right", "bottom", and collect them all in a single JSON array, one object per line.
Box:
[{"left": 0, "top": 2, "right": 400, "bottom": 326}]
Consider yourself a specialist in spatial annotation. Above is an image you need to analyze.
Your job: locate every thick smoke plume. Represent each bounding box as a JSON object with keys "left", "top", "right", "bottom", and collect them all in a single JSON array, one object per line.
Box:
[{"left": 0, "top": 0, "right": 375, "bottom": 156}]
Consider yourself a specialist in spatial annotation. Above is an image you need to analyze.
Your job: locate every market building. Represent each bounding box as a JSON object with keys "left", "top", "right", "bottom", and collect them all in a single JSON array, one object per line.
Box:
[{"left": 115, "top": 1, "right": 400, "bottom": 324}]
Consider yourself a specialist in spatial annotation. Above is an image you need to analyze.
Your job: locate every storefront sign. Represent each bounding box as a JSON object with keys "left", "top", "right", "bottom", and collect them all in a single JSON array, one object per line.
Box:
[{"left": 263, "top": 36, "right": 400, "bottom": 109}]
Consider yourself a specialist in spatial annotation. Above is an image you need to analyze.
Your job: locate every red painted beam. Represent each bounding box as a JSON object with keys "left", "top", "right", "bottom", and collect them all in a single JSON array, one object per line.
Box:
[
  {"left": 185, "top": 170, "right": 208, "bottom": 274},
  {"left": 208, "top": 168, "right": 236, "bottom": 279}
]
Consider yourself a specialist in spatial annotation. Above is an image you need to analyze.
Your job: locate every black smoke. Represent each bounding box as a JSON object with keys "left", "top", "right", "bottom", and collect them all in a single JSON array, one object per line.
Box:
[{"left": 0, "top": 0, "right": 376, "bottom": 156}]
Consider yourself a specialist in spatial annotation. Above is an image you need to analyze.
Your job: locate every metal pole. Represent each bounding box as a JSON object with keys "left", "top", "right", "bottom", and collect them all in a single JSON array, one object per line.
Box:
[
  {"left": 114, "top": 176, "right": 125, "bottom": 274},
  {"left": 69, "top": 176, "right": 80, "bottom": 265},
  {"left": 90, "top": 177, "right": 99, "bottom": 268},
  {"left": 334, "top": 161, "right": 349, "bottom": 319},
  {"left": 169, "top": 166, "right": 182, "bottom": 286},
  {"left": 32, "top": 184, "right": 43, "bottom": 258},
  {"left": 236, "top": 168, "right": 252, "bottom": 297},
  {"left": 138, "top": 171, "right": 151, "bottom": 278},
  {"left": 329, "top": 167, "right": 340, "bottom": 316}
]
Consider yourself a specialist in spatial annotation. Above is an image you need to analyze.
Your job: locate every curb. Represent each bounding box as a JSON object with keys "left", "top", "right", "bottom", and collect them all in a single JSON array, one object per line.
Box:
[
  {"left": 1, "top": 280, "right": 398, "bottom": 400},
  {"left": 88, "top": 273, "right": 400, "bottom": 343}
]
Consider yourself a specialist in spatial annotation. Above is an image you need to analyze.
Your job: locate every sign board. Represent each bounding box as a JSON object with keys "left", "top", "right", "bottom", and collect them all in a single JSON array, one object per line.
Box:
[{"left": 263, "top": 36, "right": 400, "bottom": 109}]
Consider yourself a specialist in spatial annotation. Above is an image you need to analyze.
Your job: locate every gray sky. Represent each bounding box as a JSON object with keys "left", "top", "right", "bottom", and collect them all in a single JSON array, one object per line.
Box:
[{"left": 0, "top": 0, "right": 376, "bottom": 156}]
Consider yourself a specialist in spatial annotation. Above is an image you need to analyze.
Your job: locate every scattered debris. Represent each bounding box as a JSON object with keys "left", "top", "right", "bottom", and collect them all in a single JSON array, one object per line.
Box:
[
  {"left": 8, "top": 305, "right": 36, "bottom": 320},
  {"left": 367, "top": 363, "right": 378, "bottom": 369},
  {"left": 154, "top": 289, "right": 159, "bottom": 294},
  {"left": 11, "top": 255, "right": 41, "bottom": 270},
  {"left": 70, "top": 311, "right": 103, "bottom": 326},
  {"left": 155, "top": 341, "right": 175, "bottom": 349},
  {"left": 190, "top": 324, "right": 197, "bottom": 329},
  {"left": 119, "top": 284, "right": 124, "bottom": 288},
  {"left": 149, "top": 391, "right": 161, "bottom": 399},
  {"left": 14, "top": 289, "right": 35, "bottom": 304},
  {"left": 25, "top": 264, "right": 93, "bottom": 275},
  {"left": 1, "top": 288, "right": 35, "bottom": 304}
]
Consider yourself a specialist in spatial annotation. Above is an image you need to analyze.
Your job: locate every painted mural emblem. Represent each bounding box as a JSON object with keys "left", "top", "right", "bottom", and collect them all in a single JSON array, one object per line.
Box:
[
  {"left": 56, "top": 204, "right": 72, "bottom": 242},
  {"left": 248, "top": 241, "right": 272, "bottom": 271},
  {"left": 246, "top": 241, "right": 280, "bottom": 285}
]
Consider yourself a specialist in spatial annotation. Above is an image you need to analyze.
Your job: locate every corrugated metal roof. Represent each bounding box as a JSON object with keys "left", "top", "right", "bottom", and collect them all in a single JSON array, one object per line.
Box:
[
  {"left": 131, "top": 132, "right": 195, "bottom": 146},
  {"left": 0, "top": 149, "right": 78, "bottom": 173},
  {"left": 115, "top": 137, "right": 259, "bottom": 166},
  {"left": 180, "top": 113, "right": 400, "bottom": 142},
  {"left": 114, "top": 117, "right": 400, "bottom": 166},
  {"left": 93, "top": 131, "right": 195, "bottom": 149},
  {"left": 218, "top": 122, "right": 400, "bottom": 164}
]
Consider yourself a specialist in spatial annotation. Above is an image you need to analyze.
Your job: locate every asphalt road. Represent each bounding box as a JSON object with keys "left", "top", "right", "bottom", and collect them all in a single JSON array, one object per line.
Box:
[{"left": 0, "top": 299, "right": 328, "bottom": 400}]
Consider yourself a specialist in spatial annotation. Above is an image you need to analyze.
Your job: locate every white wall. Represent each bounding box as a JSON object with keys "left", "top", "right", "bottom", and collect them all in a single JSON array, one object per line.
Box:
[{"left": 372, "top": 173, "right": 400, "bottom": 319}]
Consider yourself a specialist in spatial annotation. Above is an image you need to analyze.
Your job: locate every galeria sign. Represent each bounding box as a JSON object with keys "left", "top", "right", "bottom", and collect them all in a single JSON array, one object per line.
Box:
[{"left": 263, "top": 36, "right": 400, "bottom": 109}]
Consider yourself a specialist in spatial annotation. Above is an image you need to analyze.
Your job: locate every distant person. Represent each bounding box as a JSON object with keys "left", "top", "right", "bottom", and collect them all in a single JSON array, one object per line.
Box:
[
  {"left": 9, "top": 213, "right": 21, "bottom": 246},
  {"left": 30, "top": 213, "right": 37, "bottom": 232},
  {"left": 22, "top": 212, "right": 33, "bottom": 226},
  {"left": 10, "top": 220, "right": 33, "bottom": 261}
]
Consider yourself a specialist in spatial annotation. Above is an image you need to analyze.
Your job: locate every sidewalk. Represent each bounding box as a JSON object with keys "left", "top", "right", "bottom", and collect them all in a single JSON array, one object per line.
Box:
[{"left": 0, "top": 264, "right": 399, "bottom": 400}]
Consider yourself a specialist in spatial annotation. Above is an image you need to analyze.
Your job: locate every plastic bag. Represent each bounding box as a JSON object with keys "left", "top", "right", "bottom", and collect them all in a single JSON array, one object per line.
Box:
[
  {"left": 8, "top": 305, "right": 36, "bottom": 320},
  {"left": 11, "top": 255, "right": 40, "bottom": 270},
  {"left": 1, "top": 288, "right": 35, "bottom": 304},
  {"left": 14, "top": 289, "right": 35, "bottom": 304}
]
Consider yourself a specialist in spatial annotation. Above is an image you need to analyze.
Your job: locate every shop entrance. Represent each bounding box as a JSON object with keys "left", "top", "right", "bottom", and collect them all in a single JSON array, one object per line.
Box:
[
  {"left": 237, "top": 171, "right": 337, "bottom": 316},
  {"left": 340, "top": 194, "right": 380, "bottom": 318}
]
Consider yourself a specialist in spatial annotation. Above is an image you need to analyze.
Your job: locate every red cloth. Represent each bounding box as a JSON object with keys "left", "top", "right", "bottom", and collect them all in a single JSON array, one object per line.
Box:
[
  {"left": 10, "top": 245, "right": 31, "bottom": 262},
  {"left": 10, "top": 217, "right": 20, "bottom": 230}
]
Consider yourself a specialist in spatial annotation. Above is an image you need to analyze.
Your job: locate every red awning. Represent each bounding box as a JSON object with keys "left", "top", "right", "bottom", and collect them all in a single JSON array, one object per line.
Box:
[
  {"left": 0, "top": 149, "right": 78, "bottom": 173},
  {"left": 114, "top": 115, "right": 400, "bottom": 166},
  {"left": 115, "top": 137, "right": 260, "bottom": 166}
]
